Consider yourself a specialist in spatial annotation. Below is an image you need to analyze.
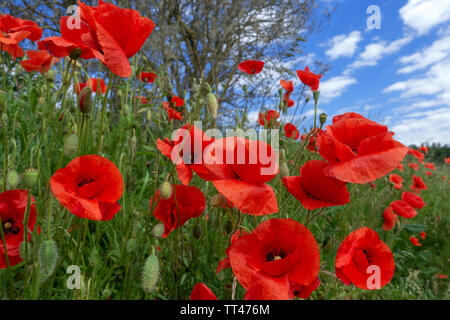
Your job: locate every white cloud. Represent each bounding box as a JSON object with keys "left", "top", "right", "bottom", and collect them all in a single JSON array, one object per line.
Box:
[
  {"left": 400, "top": 0, "right": 450, "bottom": 35},
  {"left": 325, "top": 31, "right": 362, "bottom": 60},
  {"left": 398, "top": 35, "right": 450, "bottom": 74},
  {"left": 347, "top": 36, "right": 412, "bottom": 71},
  {"left": 319, "top": 75, "right": 357, "bottom": 103}
]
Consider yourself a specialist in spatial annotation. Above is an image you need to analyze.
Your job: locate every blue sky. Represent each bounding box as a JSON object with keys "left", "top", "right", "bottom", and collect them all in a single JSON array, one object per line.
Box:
[{"left": 279, "top": 0, "right": 450, "bottom": 146}]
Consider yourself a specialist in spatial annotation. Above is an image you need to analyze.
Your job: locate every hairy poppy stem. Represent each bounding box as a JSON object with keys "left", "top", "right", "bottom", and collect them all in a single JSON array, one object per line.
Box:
[{"left": 97, "top": 71, "right": 113, "bottom": 153}]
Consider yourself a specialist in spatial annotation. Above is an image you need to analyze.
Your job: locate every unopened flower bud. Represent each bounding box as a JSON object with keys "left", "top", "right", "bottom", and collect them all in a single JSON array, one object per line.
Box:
[
  {"left": 193, "top": 224, "right": 202, "bottom": 239},
  {"left": 211, "top": 193, "right": 226, "bottom": 208},
  {"left": 225, "top": 220, "right": 233, "bottom": 234},
  {"left": 146, "top": 110, "right": 152, "bottom": 122},
  {"left": 206, "top": 93, "right": 218, "bottom": 119},
  {"left": 64, "top": 134, "right": 79, "bottom": 157},
  {"left": 23, "top": 168, "right": 39, "bottom": 189},
  {"left": 39, "top": 239, "right": 58, "bottom": 282},
  {"left": 126, "top": 238, "right": 137, "bottom": 253},
  {"left": 152, "top": 223, "right": 165, "bottom": 238},
  {"left": 142, "top": 254, "right": 160, "bottom": 293},
  {"left": 69, "top": 48, "right": 83, "bottom": 60},
  {"left": 6, "top": 170, "right": 20, "bottom": 188},
  {"left": 280, "top": 163, "right": 290, "bottom": 178},
  {"left": 160, "top": 181, "right": 173, "bottom": 199},
  {"left": 77, "top": 86, "right": 92, "bottom": 114}
]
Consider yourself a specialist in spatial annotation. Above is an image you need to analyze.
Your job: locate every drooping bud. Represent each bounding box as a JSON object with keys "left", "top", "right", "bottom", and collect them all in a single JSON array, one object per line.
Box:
[
  {"left": 23, "top": 168, "right": 39, "bottom": 189},
  {"left": 160, "top": 181, "right": 173, "bottom": 199},
  {"left": 211, "top": 193, "right": 226, "bottom": 208},
  {"left": 142, "top": 254, "right": 160, "bottom": 293},
  {"left": 280, "top": 163, "right": 290, "bottom": 178},
  {"left": 126, "top": 238, "right": 137, "bottom": 253},
  {"left": 69, "top": 48, "right": 82, "bottom": 61},
  {"left": 6, "top": 170, "right": 20, "bottom": 188},
  {"left": 63, "top": 134, "right": 79, "bottom": 157},
  {"left": 152, "top": 223, "right": 165, "bottom": 238},
  {"left": 193, "top": 224, "right": 202, "bottom": 239},
  {"left": 319, "top": 113, "right": 327, "bottom": 127},
  {"left": 19, "top": 241, "right": 32, "bottom": 261},
  {"left": 305, "top": 96, "right": 310, "bottom": 104},
  {"left": 225, "top": 220, "right": 233, "bottom": 234},
  {"left": 77, "top": 86, "right": 92, "bottom": 114},
  {"left": 130, "top": 130, "right": 137, "bottom": 152},
  {"left": 39, "top": 239, "right": 58, "bottom": 282},
  {"left": 206, "top": 93, "right": 218, "bottom": 119},
  {"left": 146, "top": 110, "right": 152, "bottom": 122}
]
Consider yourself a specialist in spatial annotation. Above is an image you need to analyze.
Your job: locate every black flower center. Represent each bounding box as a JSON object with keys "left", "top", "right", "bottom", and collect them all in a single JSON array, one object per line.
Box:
[
  {"left": 78, "top": 178, "right": 95, "bottom": 187},
  {"left": 2, "top": 218, "right": 20, "bottom": 235},
  {"left": 266, "top": 249, "right": 286, "bottom": 262}
]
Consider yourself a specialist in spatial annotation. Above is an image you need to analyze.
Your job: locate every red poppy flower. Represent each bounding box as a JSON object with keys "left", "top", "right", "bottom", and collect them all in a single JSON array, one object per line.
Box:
[
  {"left": 410, "top": 175, "right": 427, "bottom": 193},
  {"left": 0, "top": 190, "right": 38, "bottom": 269},
  {"left": 50, "top": 155, "right": 123, "bottom": 221},
  {"left": 410, "top": 236, "right": 421, "bottom": 247},
  {"left": 20, "top": 50, "right": 58, "bottom": 74},
  {"left": 170, "top": 96, "right": 184, "bottom": 107},
  {"left": 280, "top": 80, "right": 294, "bottom": 92},
  {"left": 419, "top": 146, "right": 428, "bottom": 153},
  {"left": 335, "top": 227, "right": 395, "bottom": 290},
  {"left": 291, "top": 277, "right": 320, "bottom": 299},
  {"left": 389, "top": 174, "right": 403, "bottom": 190},
  {"left": 258, "top": 110, "right": 279, "bottom": 128},
  {"left": 401, "top": 191, "right": 425, "bottom": 209},
  {"left": 228, "top": 218, "right": 320, "bottom": 300},
  {"left": 390, "top": 200, "right": 417, "bottom": 219},
  {"left": 408, "top": 148, "right": 425, "bottom": 162},
  {"left": 282, "top": 160, "right": 350, "bottom": 210},
  {"left": 137, "top": 71, "right": 157, "bottom": 83},
  {"left": 164, "top": 106, "right": 183, "bottom": 121},
  {"left": 419, "top": 231, "right": 426, "bottom": 240},
  {"left": 425, "top": 171, "right": 432, "bottom": 176},
  {"left": 301, "top": 128, "right": 323, "bottom": 153},
  {"left": 408, "top": 162, "right": 419, "bottom": 170},
  {"left": 382, "top": 206, "right": 397, "bottom": 231},
  {"left": 76, "top": 78, "right": 107, "bottom": 95},
  {"left": 78, "top": 1, "right": 155, "bottom": 77},
  {"left": 190, "top": 283, "right": 218, "bottom": 300},
  {"left": 38, "top": 16, "right": 103, "bottom": 61},
  {"left": 296, "top": 66, "right": 321, "bottom": 92},
  {"left": 283, "top": 92, "right": 295, "bottom": 107},
  {"left": 435, "top": 274, "right": 447, "bottom": 279},
  {"left": 201, "top": 137, "right": 279, "bottom": 215},
  {"left": 156, "top": 125, "right": 214, "bottom": 185},
  {"left": 316, "top": 112, "right": 408, "bottom": 184},
  {"left": 149, "top": 184, "right": 205, "bottom": 238},
  {"left": 284, "top": 123, "right": 300, "bottom": 140},
  {"left": 397, "top": 163, "right": 404, "bottom": 172},
  {"left": 445, "top": 157, "right": 450, "bottom": 165},
  {"left": 0, "top": 14, "right": 42, "bottom": 58},
  {"left": 216, "top": 230, "right": 245, "bottom": 274},
  {"left": 238, "top": 60, "right": 264, "bottom": 74},
  {"left": 424, "top": 162, "right": 435, "bottom": 170}
]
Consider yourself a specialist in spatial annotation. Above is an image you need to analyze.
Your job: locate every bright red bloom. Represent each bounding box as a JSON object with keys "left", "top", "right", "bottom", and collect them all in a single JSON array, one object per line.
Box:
[
  {"left": 316, "top": 112, "right": 408, "bottom": 184},
  {"left": 445, "top": 157, "right": 450, "bottom": 165},
  {"left": 335, "top": 227, "right": 395, "bottom": 290},
  {"left": 408, "top": 162, "right": 419, "bottom": 170},
  {"left": 20, "top": 50, "right": 57, "bottom": 73},
  {"left": 138, "top": 96, "right": 148, "bottom": 104},
  {"left": 389, "top": 174, "right": 403, "bottom": 190},
  {"left": 296, "top": 66, "right": 321, "bottom": 91},
  {"left": 284, "top": 123, "right": 300, "bottom": 140},
  {"left": 164, "top": 106, "right": 183, "bottom": 121},
  {"left": 410, "top": 236, "right": 421, "bottom": 247},
  {"left": 283, "top": 92, "right": 295, "bottom": 107},
  {"left": 410, "top": 175, "right": 427, "bottom": 193},
  {"left": 228, "top": 219, "right": 320, "bottom": 300},
  {"left": 77, "top": 1, "right": 155, "bottom": 77},
  {"left": 156, "top": 125, "right": 214, "bottom": 185},
  {"left": 280, "top": 80, "right": 294, "bottom": 92},
  {"left": 382, "top": 206, "right": 397, "bottom": 231},
  {"left": 76, "top": 78, "right": 107, "bottom": 95},
  {"left": 419, "top": 146, "right": 428, "bottom": 153},
  {"left": 390, "top": 200, "right": 417, "bottom": 219},
  {"left": 282, "top": 160, "right": 350, "bottom": 210},
  {"left": 0, "top": 190, "right": 37, "bottom": 269},
  {"left": 301, "top": 128, "right": 323, "bottom": 153},
  {"left": 238, "top": 60, "right": 264, "bottom": 74},
  {"left": 408, "top": 148, "right": 425, "bottom": 162},
  {"left": 190, "top": 283, "right": 218, "bottom": 300},
  {"left": 50, "top": 155, "right": 123, "bottom": 221},
  {"left": 401, "top": 191, "right": 425, "bottom": 209},
  {"left": 170, "top": 96, "right": 184, "bottom": 107},
  {"left": 419, "top": 231, "right": 426, "bottom": 240},
  {"left": 201, "top": 137, "right": 279, "bottom": 215},
  {"left": 216, "top": 230, "right": 245, "bottom": 274},
  {"left": 435, "top": 274, "right": 448, "bottom": 279},
  {"left": 424, "top": 162, "right": 435, "bottom": 170},
  {"left": 0, "top": 14, "right": 42, "bottom": 58},
  {"left": 397, "top": 163, "right": 404, "bottom": 172},
  {"left": 425, "top": 171, "right": 432, "bottom": 176},
  {"left": 137, "top": 71, "right": 157, "bottom": 83},
  {"left": 291, "top": 277, "right": 320, "bottom": 299},
  {"left": 259, "top": 110, "right": 279, "bottom": 128},
  {"left": 150, "top": 185, "right": 205, "bottom": 238}
]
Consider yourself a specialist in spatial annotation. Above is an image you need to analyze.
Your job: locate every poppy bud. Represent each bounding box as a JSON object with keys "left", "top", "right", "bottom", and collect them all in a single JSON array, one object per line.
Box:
[
  {"left": 142, "top": 254, "right": 160, "bottom": 293},
  {"left": 211, "top": 193, "right": 226, "bottom": 208},
  {"left": 88, "top": 247, "right": 98, "bottom": 267},
  {"left": 117, "top": 88, "right": 123, "bottom": 98},
  {"left": 193, "top": 224, "right": 202, "bottom": 239},
  {"left": 130, "top": 130, "right": 137, "bottom": 152},
  {"left": 206, "top": 93, "right": 218, "bottom": 119},
  {"left": 305, "top": 96, "right": 310, "bottom": 104},
  {"left": 160, "top": 181, "right": 173, "bottom": 199},
  {"left": 280, "top": 163, "right": 290, "bottom": 178},
  {"left": 225, "top": 220, "right": 233, "bottom": 234},
  {"left": 152, "top": 223, "right": 165, "bottom": 238},
  {"left": 69, "top": 48, "right": 82, "bottom": 60},
  {"left": 23, "top": 168, "right": 39, "bottom": 189},
  {"left": 63, "top": 134, "right": 79, "bottom": 157},
  {"left": 39, "top": 239, "right": 58, "bottom": 282},
  {"left": 146, "top": 110, "right": 152, "bottom": 122},
  {"left": 313, "top": 91, "right": 320, "bottom": 103},
  {"left": 77, "top": 86, "right": 92, "bottom": 114},
  {"left": 19, "top": 241, "right": 32, "bottom": 261},
  {"left": 6, "top": 170, "right": 20, "bottom": 188},
  {"left": 319, "top": 113, "right": 327, "bottom": 127},
  {"left": 45, "top": 70, "right": 56, "bottom": 82},
  {"left": 126, "top": 238, "right": 137, "bottom": 253}
]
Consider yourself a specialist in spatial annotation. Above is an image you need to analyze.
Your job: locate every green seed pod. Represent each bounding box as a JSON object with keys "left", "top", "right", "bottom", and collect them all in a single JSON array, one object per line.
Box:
[
  {"left": 280, "top": 163, "right": 290, "bottom": 178},
  {"left": 319, "top": 113, "right": 327, "bottom": 127},
  {"left": 142, "top": 254, "right": 160, "bottom": 293},
  {"left": 63, "top": 134, "right": 79, "bottom": 157},
  {"left": 193, "top": 224, "right": 202, "bottom": 239},
  {"left": 23, "top": 168, "right": 39, "bottom": 189},
  {"left": 225, "top": 220, "right": 233, "bottom": 234},
  {"left": 206, "top": 93, "right": 218, "bottom": 119},
  {"left": 39, "top": 239, "right": 58, "bottom": 281},
  {"left": 126, "top": 238, "right": 137, "bottom": 253},
  {"left": 152, "top": 223, "right": 165, "bottom": 238},
  {"left": 6, "top": 170, "right": 20, "bottom": 188},
  {"left": 160, "top": 181, "right": 173, "bottom": 199},
  {"left": 77, "top": 86, "right": 92, "bottom": 114}
]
